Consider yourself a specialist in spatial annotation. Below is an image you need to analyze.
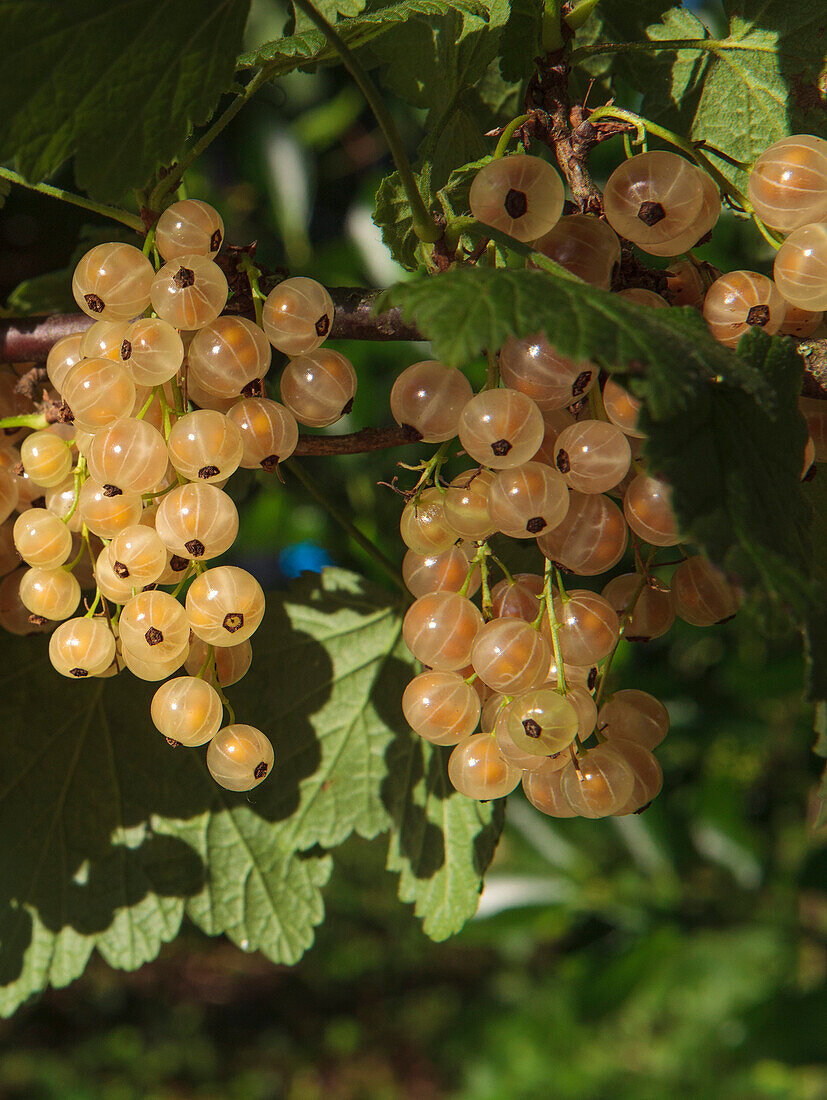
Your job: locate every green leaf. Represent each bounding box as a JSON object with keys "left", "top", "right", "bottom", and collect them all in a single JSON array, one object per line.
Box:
[
  {"left": 0, "top": 568, "right": 503, "bottom": 1014},
  {"left": 379, "top": 266, "right": 813, "bottom": 608},
  {"left": 373, "top": 166, "right": 433, "bottom": 271},
  {"left": 498, "top": 0, "right": 542, "bottom": 83},
  {"left": 0, "top": 0, "right": 250, "bottom": 201},
  {"left": 293, "top": 0, "right": 367, "bottom": 34},
  {"left": 237, "top": 0, "right": 487, "bottom": 70},
  {"left": 370, "top": 0, "right": 511, "bottom": 187},
  {"left": 570, "top": 0, "right": 676, "bottom": 93},
  {"left": 385, "top": 731, "right": 505, "bottom": 939},
  {"left": 638, "top": 1, "right": 827, "bottom": 191}
]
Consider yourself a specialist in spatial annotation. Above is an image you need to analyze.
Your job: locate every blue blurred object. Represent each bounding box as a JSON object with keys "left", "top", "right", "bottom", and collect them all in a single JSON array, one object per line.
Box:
[{"left": 279, "top": 541, "right": 335, "bottom": 579}]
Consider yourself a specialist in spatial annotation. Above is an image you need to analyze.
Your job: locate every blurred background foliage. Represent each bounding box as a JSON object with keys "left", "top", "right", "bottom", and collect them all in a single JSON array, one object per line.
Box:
[{"left": 1, "top": 0, "right": 825, "bottom": 1095}]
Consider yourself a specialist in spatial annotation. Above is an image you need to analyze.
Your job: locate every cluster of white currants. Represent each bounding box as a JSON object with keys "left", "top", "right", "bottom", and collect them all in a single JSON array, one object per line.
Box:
[
  {"left": 0, "top": 199, "right": 357, "bottom": 792},
  {"left": 391, "top": 139, "right": 827, "bottom": 818}
]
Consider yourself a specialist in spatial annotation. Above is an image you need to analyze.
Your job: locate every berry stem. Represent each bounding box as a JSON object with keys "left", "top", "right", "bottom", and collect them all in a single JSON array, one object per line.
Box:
[
  {"left": 196, "top": 645, "right": 215, "bottom": 680},
  {"left": 0, "top": 412, "right": 48, "bottom": 431},
  {"left": 593, "top": 551, "right": 653, "bottom": 706},
  {"left": 0, "top": 168, "right": 144, "bottom": 232},
  {"left": 239, "top": 255, "right": 266, "bottom": 328},
  {"left": 135, "top": 388, "right": 158, "bottom": 421},
  {"left": 493, "top": 115, "right": 530, "bottom": 159},
  {"left": 284, "top": 458, "right": 407, "bottom": 596},
  {"left": 584, "top": 105, "right": 752, "bottom": 214},
  {"left": 84, "top": 589, "right": 102, "bottom": 619},
  {"left": 291, "top": 0, "right": 441, "bottom": 245},
  {"left": 485, "top": 351, "right": 500, "bottom": 391},
  {"left": 479, "top": 551, "right": 493, "bottom": 619},
  {"left": 542, "top": 558, "right": 567, "bottom": 694},
  {"left": 62, "top": 457, "right": 87, "bottom": 526},
  {"left": 541, "top": 0, "right": 565, "bottom": 52}
]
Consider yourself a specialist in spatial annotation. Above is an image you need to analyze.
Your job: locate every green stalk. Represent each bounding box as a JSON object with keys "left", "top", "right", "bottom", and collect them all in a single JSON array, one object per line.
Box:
[
  {"left": 150, "top": 65, "right": 279, "bottom": 210},
  {"left": 542, "top": 0, "right": 565, "bottom": 51},
  {"left": 285, "top": 458, "right": 407, "bottom": 596},
  {"left": 291, "top": 0, "right": 440, "bottom": 244},
  {"left": 569, "top": 38, "right": 743, "bottom": 63},
  {"left": 585, "top": 105, "right": 751, "bottom": 210},
  {"left": 493, "top": 115, "right": 529, "bottom": 159},
  {"left": 542, "top": 558, "right": 566, "bottom": 694},
  {"left": 0, "top": 168, "right": 142, "bottom": 232},
  {"left": 0, "top": 413, "right": 48, "bottom": 431}
]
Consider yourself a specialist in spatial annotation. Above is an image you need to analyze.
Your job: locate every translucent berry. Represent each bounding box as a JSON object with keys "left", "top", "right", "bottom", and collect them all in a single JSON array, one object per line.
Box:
[
  {"left": 469, "top": 155, "right": 565, "bottom": 242},
  {"left": 389, "top": 361, "right": 473, "bottom": 442},
  {"left": 72, "top": 243, "right": 154, "bottom": 321},
  {"left": 522, "top": 762, "right": 577, "bottom": 817},
  {"left": 186, "top": 565, "right": 265, "bottom": 646},
  {"left": 532, "top": 213, "right": 621, "bottom": 289},
  {"left": 13, "top": 509, "right": 73, "bottom": 568},
  {"left": 598, "top": 688, "right": 669, "bottom": 750},
  {"left": 20, "top": 431, "right": 73, "bottom": 488},
  {"left": 49, "top": 617, "right": 116, "bottom": 678},
  {"left": 604, "top": 152, "right": 718, "bottom": 256},
  {"left": 623, "top": 474, "right": 681, "bottom": 547},
  {"left": 19, "top": 565, "right": 80, "bottom": 621},
  {"left": 78, "top": 479, "right": 143, "bottom": 538},
  {"left": 443, "top": 469, "right": 497, "bottom": 540},
  {"left": 602, "top": 572, "right": 676, "bottom": 641},
  {"left": 748, "top": 135, "right": 827, "bottom": 233},
  {"left": 120, "top": 590, "right": 190, "bottom": 663},
  {"left": 186, "top": 373, "right": 239, "bottom": 414},
  {"left": 565, "top": 685, "right": 598, "bottom": 740},
  {"left": 399, "top": 487, "right": 459, "bottom": 555},
  {"left": 81, "top": 319, "right": 130, "bottom": 362},
  {"left": 492, "top": 703, "right": 555, "bottom": 771},
  {"left": 185, "top": 636, "right": 253, "bottom": 687},
  {"left": 664, "top": 259, "right": 707, "bottom": 308},
  {"left": 773, "top": 222, "right": 827, "bottom": 311},
  {"left": 447, "top": 733, "right": 521, "bottom": 799},
  {"left": 108, "top": 524, "right": 168, "bottom": 586},
  {"left": 470, "top": 617, "right": 550, "bottom": 694},
  {"left": 167, "top": 409, "right": 244, "bottom": 483},
  {"left": 206, "top": 725, "right": 274, "bottom": 791},
  {"left": 61, "top": 358, "right": 136, "bottom": 433},
  {"left": 602, "top": 378, "right": 645, "bottom": 438},
  {"left": 228, "top": 398, "right": 299, "bottom": 472},
  {"left": 402, "top": 591, "right": 483, "bottom": 671},
  {"left": 552, "top": 589, "right": 619, "bottom": 665},
  {"left": 93, "top": 550, "right": 135, "bottom": 604},
  {"left": 0, "top": 468, "right": 20, "bottom": 525},
  {"left": 488, "top": 460, "right": 569, "bottom": 538},
  {"left": 155, "top": 199, "right": 224, "bottom": 261},
  {"left": 553, "top": 420, "right": 631, "bottom": 494},
  {"left": 155, "top": 483, "right": 239, "bottom": 561},
  {"left": 403, "top": 545, "right": 479, "bottom": 598},
  {"left": 187, "top": 316, "right": 272, "bottom": 398},
  {"left": 532, "top": 409, "right": 577, "bottom": 464},
  {"left": 151, "top": 676, "right": 224, "bottom": 746},
  {"left": 47, "top": 333, "right": 86, "bottom": 391},
  {"left": 122, "top": 644, "right": 188, "bottom": 682},
  {"left": 280, "top": 349, "right": 357, "bottom": 428},
  {"left": 458, "top": 389, "right": 545, "bottom": 469},
  {"left": 0, "top": 520, "right": 17, "bottom": 576},
  {"left": 779, "top": 302, "right": 823, "bottom": 338},
  {"left": 490, "top": 573, "right": 543, "bottom": 622},
  {"left": 608, "top": 740, "right": 663, "bottom": 815},
  {"left": 703, "top": 270, "right": 786, "bottom": 347},
  {"left": 499, "top": 335, "right": 596, "bottom": 411},
  {"left": 150, "top": 255, "right": 228, "bottom": 329},
  {"left": 561, "top": 744, "right": 635, "bottom": 817},
  {"left": 262, "top": 277, "right": 335, "bottom": 355},
  {"left": 402, "top": 670, "right": 481, "bottom": 745},
  {"left": 617, "top": 287, "right": 670, "bottom": 308},
  {"left": 506, "top": 687, "right": 579, "bottom": 755},
  {"left": 119, "top": 317, "right": 185, "bottom": 386},
  {"left": 671, "top": 555, "right": 741, "bottom": 625},
  {"left": 87, "top": 417, "right": 168, "bottom": 494}
]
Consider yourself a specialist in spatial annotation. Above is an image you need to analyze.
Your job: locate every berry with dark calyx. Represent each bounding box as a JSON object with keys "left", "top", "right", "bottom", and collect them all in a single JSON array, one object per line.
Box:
[{"left": 469, "top": 155, "right": 565, "bottom": 242}]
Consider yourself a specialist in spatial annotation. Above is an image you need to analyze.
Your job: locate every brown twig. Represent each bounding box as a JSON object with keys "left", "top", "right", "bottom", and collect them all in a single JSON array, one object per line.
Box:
[
  {"left": 527, "top": 50, "right": 604, "bottom": 215},
  {"left": 293, "top": 425, "right": 420, "bottom": 455},
  {"left": 0, "top": 288, "right": 423, "bottom": 364}
]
